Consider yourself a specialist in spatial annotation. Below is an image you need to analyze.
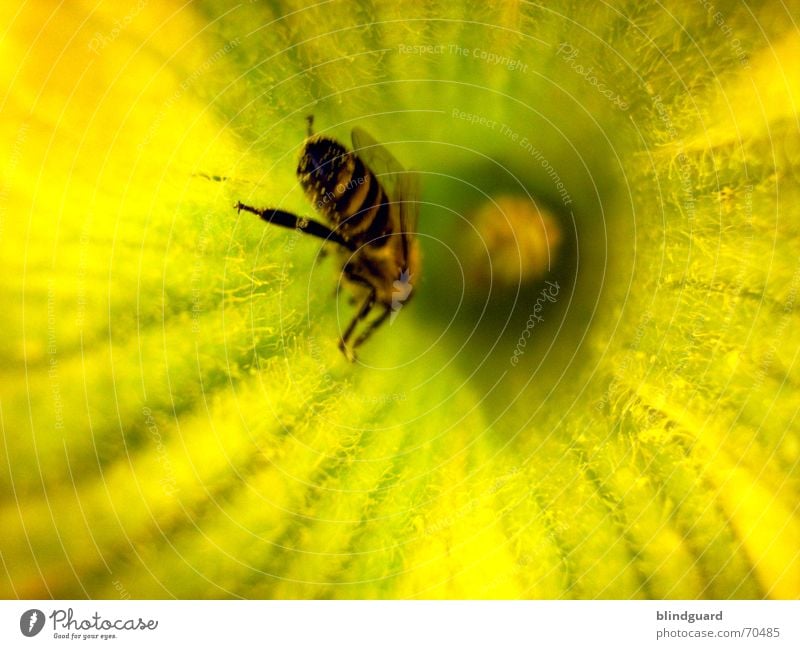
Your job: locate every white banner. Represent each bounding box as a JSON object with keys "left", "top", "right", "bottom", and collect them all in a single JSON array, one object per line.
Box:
[{"left": 1, "top": 600, "right": 797, "bottom": 648}]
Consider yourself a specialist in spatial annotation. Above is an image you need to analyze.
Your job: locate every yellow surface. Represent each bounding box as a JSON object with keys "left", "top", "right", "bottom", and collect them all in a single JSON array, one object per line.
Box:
[{"left": 1, "top": 1, "right": 798, "bottom": 598}]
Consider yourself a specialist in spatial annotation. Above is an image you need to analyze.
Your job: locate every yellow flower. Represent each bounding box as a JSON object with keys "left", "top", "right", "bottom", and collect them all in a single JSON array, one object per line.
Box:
[{"left": 1, "top": 0, "right": 798, "bottom": 598}]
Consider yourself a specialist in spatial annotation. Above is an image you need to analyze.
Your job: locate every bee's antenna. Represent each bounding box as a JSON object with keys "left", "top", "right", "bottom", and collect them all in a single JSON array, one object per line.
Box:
[{"left": 306, "top": 115, "right": 315, "bottom": 137}]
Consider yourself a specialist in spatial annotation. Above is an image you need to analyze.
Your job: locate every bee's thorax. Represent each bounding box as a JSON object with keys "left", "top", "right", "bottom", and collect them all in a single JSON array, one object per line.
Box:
[{"left": 298, "top": 136, "right": 358, "bottom": 218}]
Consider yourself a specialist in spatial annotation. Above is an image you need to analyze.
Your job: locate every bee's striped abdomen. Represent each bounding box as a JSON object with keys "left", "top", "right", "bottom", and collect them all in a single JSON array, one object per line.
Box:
[
  {"left": 330, "top": 156, "right": 391, "bottom": 246},
  {"left": 360, "top": 198, "right": 392, "bottom": 246},
  {"left": 335, "top": 158, "right": 378, "bottom": 218}
]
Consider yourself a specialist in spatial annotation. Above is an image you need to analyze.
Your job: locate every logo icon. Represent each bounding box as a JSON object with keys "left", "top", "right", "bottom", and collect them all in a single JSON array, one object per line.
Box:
[{"left": 20, "top": 609, "right": 45, "bottom": 637}]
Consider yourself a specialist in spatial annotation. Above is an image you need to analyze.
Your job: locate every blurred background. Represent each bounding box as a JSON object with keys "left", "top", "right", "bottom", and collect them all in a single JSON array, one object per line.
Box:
[{"left": 1, "top": 0, "right": 798, "bottom": 598}]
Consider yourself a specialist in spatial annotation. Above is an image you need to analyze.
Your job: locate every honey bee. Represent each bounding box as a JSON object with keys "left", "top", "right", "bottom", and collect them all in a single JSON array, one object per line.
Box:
[{"left": 235, "top": 117, "right": 420, "bottom": 361}]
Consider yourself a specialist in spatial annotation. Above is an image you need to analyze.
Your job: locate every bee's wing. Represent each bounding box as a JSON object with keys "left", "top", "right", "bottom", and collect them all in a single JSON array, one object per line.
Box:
[{"left": 351, "top": 127, "right": 419, "bottom": 265}]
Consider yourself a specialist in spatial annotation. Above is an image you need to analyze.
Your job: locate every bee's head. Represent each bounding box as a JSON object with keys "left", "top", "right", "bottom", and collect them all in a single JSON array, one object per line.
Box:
[{"left": 297, "top": 136, "right": 353, "bottom": 198}]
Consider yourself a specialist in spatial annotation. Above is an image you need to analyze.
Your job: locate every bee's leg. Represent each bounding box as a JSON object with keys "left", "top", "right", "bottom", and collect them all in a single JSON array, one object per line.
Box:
[
  {"left": 192, "top": 172, "right": 230, "bottom": 182},
  {"left": 333, "top": 279, "right": 357, "bottom": 303},
  {"left": 351, "top": 304, "right": 392, "bottom": 353},
  {"left": 235, "top": 202, "right": 354, "bottom": 251},
  {"left": 338, "top": 288, "right": 376, "bottom": 362},
  {"left": 306, "top": 115, "right": 315, "bottom": 137}
]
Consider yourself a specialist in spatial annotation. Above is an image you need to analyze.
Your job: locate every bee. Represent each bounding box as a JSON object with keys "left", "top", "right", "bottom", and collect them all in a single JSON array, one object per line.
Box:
[{"left": 235, "top": 116, "right": 420, "bottom": 361}]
